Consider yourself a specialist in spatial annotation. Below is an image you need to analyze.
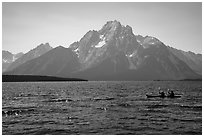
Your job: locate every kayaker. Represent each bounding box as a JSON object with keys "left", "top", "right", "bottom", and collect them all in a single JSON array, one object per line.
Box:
[
  {"left": 158, "top": 87, "right": 165, "bottom": 97},
  {"left": 168, "top": 90, "right": 175, "bottom": 97},
  {"left": 159, "top": 91, "right": 165, "bottom": 97}
]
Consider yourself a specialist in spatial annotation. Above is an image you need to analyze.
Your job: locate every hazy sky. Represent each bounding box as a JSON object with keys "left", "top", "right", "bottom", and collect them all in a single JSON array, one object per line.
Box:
[{"left": 2, "top": 2, "right": 202, "bottom": 54}]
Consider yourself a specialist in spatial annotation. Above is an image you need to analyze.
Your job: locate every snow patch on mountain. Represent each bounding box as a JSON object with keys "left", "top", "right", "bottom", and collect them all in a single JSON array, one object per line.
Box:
[
  {"left": 12, "top": 56, "right": 18, "bottom": 62},
  {"left": 95, "top": 40, "right": 106, "bottom": 48},
  {"left": 136, "top": 40, "right": 142, "bottom": 45},
  {"left": 150, "top": 42, "right": 155, "bottom": 45},
  {"left": 74, "top": 48, "right": 79, "bottom": 57},
  {"left": 129, "top": 53, "right": 134, "bottom": 57},
  {"left": 3, "top": 59, "right": 11, "bottom": 63},
  {"left": 95, "top": 35, "right": 106, "bottom": 48},
  {"left": 126, "top": 53, "right": 134, "bottom": 58},
  {"left": 144, "top": 55, "right": 149, "bottom": 58},
  {"left": 100, "top": 35, "right": 104, "bottom": 39}
]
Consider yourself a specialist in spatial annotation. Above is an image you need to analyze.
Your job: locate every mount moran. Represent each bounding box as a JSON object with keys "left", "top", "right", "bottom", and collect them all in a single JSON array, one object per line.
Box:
[{"left": 3, "top": 20, "right": 202, "bottom": 80}]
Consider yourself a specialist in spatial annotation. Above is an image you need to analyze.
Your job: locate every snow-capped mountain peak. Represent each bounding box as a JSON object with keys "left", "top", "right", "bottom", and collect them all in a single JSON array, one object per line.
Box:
[{"left": 4, "top": 20, "right": 201, "bottom": 80}]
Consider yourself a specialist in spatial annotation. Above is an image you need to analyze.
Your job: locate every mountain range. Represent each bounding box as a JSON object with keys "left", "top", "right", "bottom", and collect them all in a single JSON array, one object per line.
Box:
[
  {"left": 5, "top": 43, "right": 52, "bottom": 72},
  {"left": 3, "top": 20, "right": 202, "bottom": 80}
]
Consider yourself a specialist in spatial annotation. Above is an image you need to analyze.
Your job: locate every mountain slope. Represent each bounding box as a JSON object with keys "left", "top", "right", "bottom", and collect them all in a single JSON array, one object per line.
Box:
[
  {"left": 6, "top": 43, "right": 52, "bottom": 71},
  {"left": 167, "top": 46, "right": 202, "bottom": 75},
  {"left": 4, "top": 46, "right": 80, "bottom": 77},
  {"left": 2, "top": 50, "right": 24, "bottom": 72},
  {"left": 134, "top": 35, "right": 200, "bottom": 79}
]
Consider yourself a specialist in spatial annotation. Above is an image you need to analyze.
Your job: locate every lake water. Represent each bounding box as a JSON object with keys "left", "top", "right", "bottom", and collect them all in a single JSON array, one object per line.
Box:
[{"left": 2, "top": 81, "right": 202, "bottom": 135}]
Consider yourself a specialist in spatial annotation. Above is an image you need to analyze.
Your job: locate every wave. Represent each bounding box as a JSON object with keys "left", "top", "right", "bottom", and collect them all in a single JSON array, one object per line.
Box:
[{"left": 2, "top": 108, "right": 36, "bottom": 117}]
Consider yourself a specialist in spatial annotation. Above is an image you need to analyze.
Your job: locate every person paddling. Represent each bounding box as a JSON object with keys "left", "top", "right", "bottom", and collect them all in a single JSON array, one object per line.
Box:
[
  {"left": 168, "top": 89, "right": 175, "bottom": 98},
  {"left": 158, "top": 87, "right": 165, "bottom": 97}
]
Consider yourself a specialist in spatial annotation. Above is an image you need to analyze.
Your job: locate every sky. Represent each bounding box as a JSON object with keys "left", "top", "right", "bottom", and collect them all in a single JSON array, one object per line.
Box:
[{"left": 2, "top": 2, "right": 202, "bottom": 54}]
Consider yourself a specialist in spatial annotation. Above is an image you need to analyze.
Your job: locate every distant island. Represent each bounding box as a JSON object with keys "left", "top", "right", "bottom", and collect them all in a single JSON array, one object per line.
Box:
[{"left": 2, "top": 75, "right": 88, "bottom": 82}]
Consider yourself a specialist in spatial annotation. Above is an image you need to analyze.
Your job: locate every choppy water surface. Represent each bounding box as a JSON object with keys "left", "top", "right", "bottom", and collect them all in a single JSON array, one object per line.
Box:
[{"left": 2, "top": 81, "right": 202, "bottom": 135}]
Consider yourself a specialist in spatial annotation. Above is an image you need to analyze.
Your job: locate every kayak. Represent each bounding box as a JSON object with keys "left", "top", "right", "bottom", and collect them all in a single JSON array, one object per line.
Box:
[
  {"left": 167, "top": 95, "right": 182, "bottom": 98},
  {"left": 146, "top": 95, "right": 165, "bottom": 98},
  {"left": 146, "top": 95, "right": 181, "bottom": 98}
]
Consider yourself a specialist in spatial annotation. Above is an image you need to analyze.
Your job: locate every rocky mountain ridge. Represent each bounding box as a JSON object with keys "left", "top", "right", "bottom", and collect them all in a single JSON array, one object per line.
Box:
[
  {"left": 3, "top": 20, "right": 201, "bottom": 80},
  {"left": 2, "top": 50, "right": 24, "bottom": 72},
  {"left": 5, "top": 43, "right": 53, "bottom": 72}
]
